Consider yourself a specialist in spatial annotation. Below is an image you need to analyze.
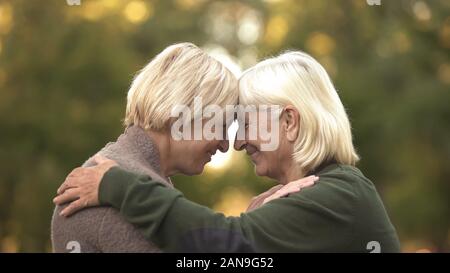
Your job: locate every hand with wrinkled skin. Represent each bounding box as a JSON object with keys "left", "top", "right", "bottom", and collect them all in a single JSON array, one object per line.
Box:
[
  {"left": 53, "top": 154, "right": 118, "bottom": 217},
  {"left": 262, "top": 175, "right": 319, "bottom": 205}
]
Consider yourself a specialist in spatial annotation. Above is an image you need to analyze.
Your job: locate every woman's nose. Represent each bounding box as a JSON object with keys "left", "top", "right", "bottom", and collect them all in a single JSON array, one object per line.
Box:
[
  {"left": 234, "top": 135, "right": 247, "bottom": 151},
  {"left": 218, "top": 140, "right": 229, "bottom": 153}
]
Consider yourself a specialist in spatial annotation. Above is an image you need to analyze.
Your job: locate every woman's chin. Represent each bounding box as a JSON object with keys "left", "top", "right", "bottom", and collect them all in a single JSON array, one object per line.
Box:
[
  {"left": 254, "top": 165, "right": 267, "bottom": 177},
  {"left": 182, "top": 164, "right": 206, "bottom": 176},
  {"left": 198, "top": 162, "right": 209, "bottom": 173}
]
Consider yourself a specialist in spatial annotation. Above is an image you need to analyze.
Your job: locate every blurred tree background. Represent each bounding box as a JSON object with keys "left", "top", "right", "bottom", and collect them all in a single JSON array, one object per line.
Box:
[{"left": 0, "top": 0, "right": 449, "bottom": 252}]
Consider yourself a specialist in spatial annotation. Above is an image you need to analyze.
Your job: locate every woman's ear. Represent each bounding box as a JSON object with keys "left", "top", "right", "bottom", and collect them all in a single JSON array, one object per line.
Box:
[{"left": 282, "top": 105, "right": 300, "bottom": 142}]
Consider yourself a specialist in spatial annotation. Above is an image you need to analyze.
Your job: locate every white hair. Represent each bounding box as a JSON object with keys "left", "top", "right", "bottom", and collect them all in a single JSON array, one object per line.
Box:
[
  {"left": 239, "top": 51, "right": 359, "bottom": 173},
  {"left": 125, "top": 43, "right": 238, "bottom": 130}
]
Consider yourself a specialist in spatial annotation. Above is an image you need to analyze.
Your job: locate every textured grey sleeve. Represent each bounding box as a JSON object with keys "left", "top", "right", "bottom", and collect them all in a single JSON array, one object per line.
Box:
[
  {"left": 97, "top": 208, "right": 161, "bottom": 253},
  {"left": 51, "top": 205, "right": 104, "bottom": 253}
]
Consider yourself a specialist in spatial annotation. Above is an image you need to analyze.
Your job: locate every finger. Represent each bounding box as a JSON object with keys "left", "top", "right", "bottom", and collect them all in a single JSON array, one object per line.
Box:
[
  {"left": 57, "top": 183, "right": 67, "bottom": 195},
  {"left": 276, "top": 187, "right": 300, "bottom": 198},
  {"left": 298, "top": 179, "right": 316, "bottom": 189},
  {"left": 263, "top": 192, "right": 284, "bottom": 204},
  {"left": 288, "top": 175, "right": 315, "bottom": 185},
  {"left": 283, "top": 179, "right": 315, "bottom": 194},
  {"left": 68, "top": 167, "right": 87, "bottom": 178},
  {"left": 264, "top": 189, "right": 288, "bottom": 204},
  {"left": 268, "top": 183, "right": 300, "bottom": 200},
  {"left": 57, "top": 180, "right": 74, "bottom": 195},
  {"left": 301, "top": 175, "right": 317, "bottom": 180},
  {"left": 262, "top": 196, "right": 275, "bottom": 204},
  {"left": 274, "top": 181, "right": 308, "bottom": 197},
  {"left": 59, "top": 168, "right": 88, "bottom": 194},
  {"left": 300, "top": 175, "right": 319, "bottom": 183},
  {"left": 60, "top": 199, "right": 85, "bottom": 217},
  {"left": 53, "top": 188, "right": 80, "bottom": 205},
  {"left": 57, "top": 184, "right": 77, "bottom": 196},
  {"left": 293, "top": 176, "right": 319, "bottom": 187},
  {"left": 258, "top": 184, "right": 283, "bottom": 200},
  {"left": 57, "top": 173, "right": 85, "bottom": 195},
  {"left": 263, "top": 176, "right": 319, "bottom": 204}
]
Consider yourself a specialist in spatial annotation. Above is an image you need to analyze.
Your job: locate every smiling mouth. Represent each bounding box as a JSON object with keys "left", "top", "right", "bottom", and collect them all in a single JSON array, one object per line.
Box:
[
  {"left": 207, "top": 150, "right": 217, "bottom": 159},
  {"left": 247, "top": 150, "right": 259, "bottom": 161}
]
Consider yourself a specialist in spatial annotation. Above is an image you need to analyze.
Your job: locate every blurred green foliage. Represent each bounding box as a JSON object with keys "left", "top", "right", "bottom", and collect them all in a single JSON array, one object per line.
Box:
[{"left": 0, "top": 0, "right": 449, "bottom": 252}]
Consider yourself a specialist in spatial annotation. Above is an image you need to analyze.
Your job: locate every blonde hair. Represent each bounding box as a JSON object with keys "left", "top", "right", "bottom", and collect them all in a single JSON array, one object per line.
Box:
[
  {"left": 239, "top": 51, "right": 359, "bottom": 173},
  {"left": 125, "top": 43, "right": 238, "bottom": 130}
]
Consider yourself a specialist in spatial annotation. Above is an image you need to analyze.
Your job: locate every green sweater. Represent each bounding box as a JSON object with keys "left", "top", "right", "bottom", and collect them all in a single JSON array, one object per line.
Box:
[{"left": 99, "top": 163, "right": 401, "bottom": 253}]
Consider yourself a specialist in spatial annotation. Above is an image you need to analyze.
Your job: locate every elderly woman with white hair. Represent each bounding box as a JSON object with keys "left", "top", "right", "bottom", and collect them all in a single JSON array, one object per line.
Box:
[{"left": 53, "top": 51, "right": 401, "bottom": 252}]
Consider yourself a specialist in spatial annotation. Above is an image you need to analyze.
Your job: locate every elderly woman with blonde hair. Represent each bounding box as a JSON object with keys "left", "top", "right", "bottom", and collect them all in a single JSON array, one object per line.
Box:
[
  {"left": 52, "top": 43, "right": 241, "bottom": 252},
  {"left": 54, "top": 50, "right": 400, "bottom": 252}
]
